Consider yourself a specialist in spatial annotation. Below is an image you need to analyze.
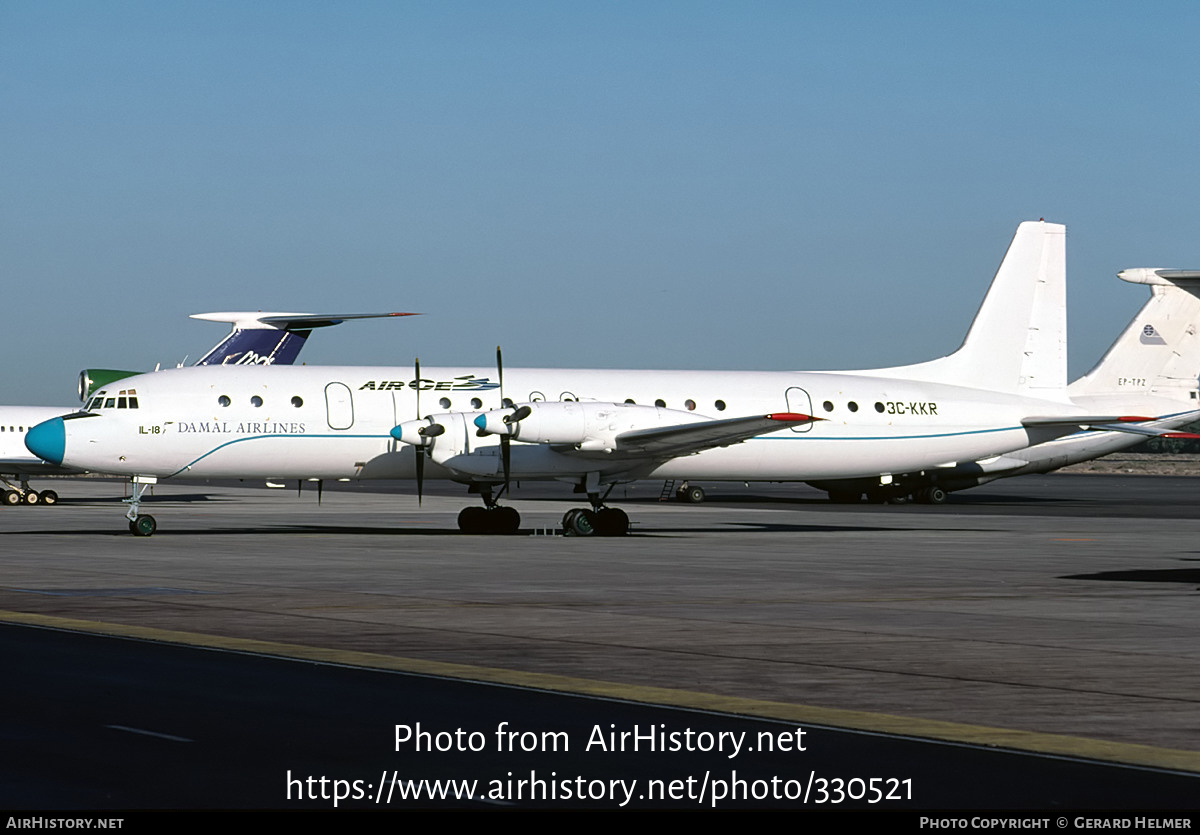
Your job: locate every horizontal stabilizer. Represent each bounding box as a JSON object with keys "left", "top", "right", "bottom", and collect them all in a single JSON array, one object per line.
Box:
[
  {"left": 1022, "top": 415, "right": 1155, "bottom": 427},
  {"left": 1021, "top": 414, "right": 1200, "bottom": 439},
  {"left": 189, "top": 311, "right": 418, "bottom": 331}
]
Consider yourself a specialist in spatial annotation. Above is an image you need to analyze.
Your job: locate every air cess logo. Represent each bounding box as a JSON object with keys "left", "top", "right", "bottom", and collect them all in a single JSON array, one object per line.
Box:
[
  {"left": 359, "top": 375, "right": 500, "bottom": 392},
  {"left": 221, "top": 351, "right": 277, "bottom": 366}
]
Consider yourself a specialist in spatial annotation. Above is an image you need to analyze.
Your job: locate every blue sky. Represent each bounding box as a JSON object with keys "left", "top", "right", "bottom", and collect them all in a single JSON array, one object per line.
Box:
[{"left": 3, "top": 1, "right": 1199, "bottom": 404}]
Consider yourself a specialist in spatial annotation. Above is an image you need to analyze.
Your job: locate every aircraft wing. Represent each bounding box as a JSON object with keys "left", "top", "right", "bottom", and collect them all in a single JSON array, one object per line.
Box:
[
  {"left": 0, "top": 457, "right": 83, "bottom": 476},
  {"left": 1021, "top": 415, "right": 1200, "bottom": 439},
  {"left": 599, "top": 412, "right": 818, "bottom": 457}
]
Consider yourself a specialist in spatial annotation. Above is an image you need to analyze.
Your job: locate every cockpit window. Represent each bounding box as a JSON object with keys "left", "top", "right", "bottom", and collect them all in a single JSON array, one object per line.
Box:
[{"left": 90, "top": 389, "right": 139, "bottom": 410}]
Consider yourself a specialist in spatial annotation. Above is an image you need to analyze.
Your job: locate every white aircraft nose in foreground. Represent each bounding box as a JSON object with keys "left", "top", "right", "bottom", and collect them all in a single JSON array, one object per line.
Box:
[{"left": 26, "top": 221, "right": 1200, "bottom": 536}]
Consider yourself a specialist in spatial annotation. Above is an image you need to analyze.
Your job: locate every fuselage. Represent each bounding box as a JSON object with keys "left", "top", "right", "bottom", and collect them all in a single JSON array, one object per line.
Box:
[
  {"left": 0, "top": 406, "right": 80, "bottom": 474},
  {"left": 32, "top": 364, "right": 1114, "bottom": 485}
]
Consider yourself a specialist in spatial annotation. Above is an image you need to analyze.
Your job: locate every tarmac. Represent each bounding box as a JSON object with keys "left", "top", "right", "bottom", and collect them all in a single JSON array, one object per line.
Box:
[{"left": 2, "top": 474, "right": 1199, "bottom": 773}]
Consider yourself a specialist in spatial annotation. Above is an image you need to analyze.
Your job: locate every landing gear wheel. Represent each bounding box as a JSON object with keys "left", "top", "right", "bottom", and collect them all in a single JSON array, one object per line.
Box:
[
  {"left": 594, "top": 507, "right": 629, "bottom": 536},
  {"left": 39, "top": 490, "right": 58, "bottom": 506},
  {"left": 458, "top": 506, "right": 486, "bottom": 533},
  {"left": 679, "top": 486, "right": 705, "bottom": 504},
  {"left": 563, "top": 508, "right": 597, "bottom": 536},
  {"left": 130, "top": 515, "right": 157, "bottom": 537},
  {"left": 494, "top": 506, "right": 521, "bottom": 534},
  {"left": 458, "top": 505, "right": 521, "bottom": 534},
  {"left": 2, "top": 491, "right": 19, "bottom": 506},
  {"left": 23, "top": 491, "right": 39, "bottom": 505},
  {"left": 914, "top": 486, "right": 948, "bottom": 505}
]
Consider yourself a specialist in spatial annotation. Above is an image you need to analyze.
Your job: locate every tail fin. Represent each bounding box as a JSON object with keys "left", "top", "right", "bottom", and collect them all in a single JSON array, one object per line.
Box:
[
  {"left": 189, "top": 311, "right": 418, "bottom": 367},
  {"left": 1069, "top": 269, "right": 1200, "bottom": 406},
  {"left": 852, "top": 221, "right": 1068, "bottom": 396},
  {"left": 193, "top": 321, "right": 309, "bottom": 366}
]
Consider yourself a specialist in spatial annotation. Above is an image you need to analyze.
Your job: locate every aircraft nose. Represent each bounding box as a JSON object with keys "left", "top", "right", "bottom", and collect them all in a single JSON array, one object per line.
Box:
[{"left": 25, "top": 417, "right": 65, "bottom": 466}]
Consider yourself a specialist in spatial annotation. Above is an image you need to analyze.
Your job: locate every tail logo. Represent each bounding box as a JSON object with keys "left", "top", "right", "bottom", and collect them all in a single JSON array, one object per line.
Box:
[{"left": 1141, "top": 325, "right": 1167, "bottom": 345}]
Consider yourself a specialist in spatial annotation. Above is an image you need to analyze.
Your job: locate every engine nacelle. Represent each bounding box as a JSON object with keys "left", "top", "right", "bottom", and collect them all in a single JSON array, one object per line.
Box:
[
  {"left": 390, "top": 418, "right": 445, "bottom": 447},
  {"left": 474, "top": 401, "right": 706, "bottom": 450},
  {"left": 78, "top": 369, "right": 140, "bottom": 402},
  {"left": 391, "top": 411, "right": 503, "bottom": 476}
]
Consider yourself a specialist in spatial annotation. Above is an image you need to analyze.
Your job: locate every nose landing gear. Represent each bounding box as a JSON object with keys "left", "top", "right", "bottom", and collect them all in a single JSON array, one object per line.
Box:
[{"left": 124, "top": 476, "right": 158, "bottom": 537}]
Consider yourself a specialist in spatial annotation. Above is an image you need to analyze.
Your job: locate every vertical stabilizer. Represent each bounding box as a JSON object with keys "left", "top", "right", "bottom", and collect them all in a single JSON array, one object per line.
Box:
[
  {"left": 850, "top": 221, "right": 1068, "bottom": 395},
  {"left": 1069, "top": 269, "right": 1200, "bottom": 406}
]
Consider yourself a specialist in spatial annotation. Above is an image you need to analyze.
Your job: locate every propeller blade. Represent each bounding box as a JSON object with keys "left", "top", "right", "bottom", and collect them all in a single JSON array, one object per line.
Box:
[
  {"left": 414, "top": 357, "right": 421, "bottom": 419},
  {"left": 496, "top": 346, "right": 508, "bottom": 407},
  {"left": 415, "top": 446, "right": 424, "bottom": 506},
  {"left": 505, "top": 404, "right": 532, "bottom": 424},
  {"left": 502, "top": 435, "right": 511, "bottom": 489},
  {"left": 414, "top": 356, "right": 424, "bottom": 505},
  {"left": 497, "top": 345, "right": 514, "bottom": 493}
]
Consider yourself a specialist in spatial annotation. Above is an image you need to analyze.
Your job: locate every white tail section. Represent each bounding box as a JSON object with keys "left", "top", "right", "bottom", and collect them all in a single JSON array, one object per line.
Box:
[
  {"left": 850, "top": 221, "right": 1068, "bottom": 395},
  {"left": 1069, "top": 269, "right": 1200, "bottom": 405}
]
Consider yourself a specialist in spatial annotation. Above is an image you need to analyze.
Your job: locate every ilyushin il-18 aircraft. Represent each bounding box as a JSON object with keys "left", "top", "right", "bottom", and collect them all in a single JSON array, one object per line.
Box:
[
  {"left": 0, "top": 311, "right": 412, "bottom": 505},
  {"left": 25, "top": 221, "right": 1200, "bottom": 536}
]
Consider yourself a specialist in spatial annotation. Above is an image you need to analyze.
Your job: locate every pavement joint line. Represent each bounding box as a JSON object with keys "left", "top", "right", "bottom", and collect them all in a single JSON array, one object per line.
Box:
[{"left": 4, "top": 608, "right": 1199, "bottom": 775}]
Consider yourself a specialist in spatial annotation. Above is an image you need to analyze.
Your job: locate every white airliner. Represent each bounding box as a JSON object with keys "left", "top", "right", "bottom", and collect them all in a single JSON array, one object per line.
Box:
[
  {"left": 0, "top": 311, "right": 412, "bottom": 505},
  {"left": 24, "top": 221, "right": 1200, "bottom": 536}
]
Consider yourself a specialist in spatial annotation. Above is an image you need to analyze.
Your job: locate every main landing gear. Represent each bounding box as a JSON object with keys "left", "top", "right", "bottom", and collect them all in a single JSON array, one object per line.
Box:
[
  {"left": 124, "top": 476, "right": 157, "bottom": 537},
  {"left": 0, "top": 477, "right": 57, "bottom": 507},
  {"left": 562, "top": 506, "right": 629, "bottom": 536},
  {"left": 826, "top": 485, "right": 949, "bottom": 505},
  {"left": 455, "top": 483, "right": 631, "bottom": 536},
  {"left": 562, "top": 485, "right": 629, "bottom": 537},
  {"left": 457, "top": 484, "right": 521, "bottom": 534}
]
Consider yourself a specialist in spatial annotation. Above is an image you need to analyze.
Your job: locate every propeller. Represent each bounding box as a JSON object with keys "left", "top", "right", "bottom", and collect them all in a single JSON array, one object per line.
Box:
[
  {"left": 414, "top": 357, "right": 425, "bottom": 504},
  {"left": 506, "top": 405, "right": 533, "bottom": 425},
  {"left": 497, "top": 346, "right": 512, "bottom": 493}
]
